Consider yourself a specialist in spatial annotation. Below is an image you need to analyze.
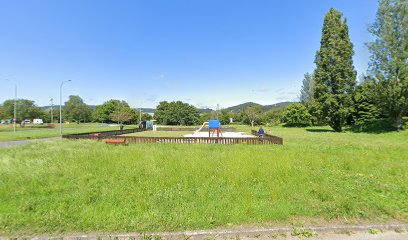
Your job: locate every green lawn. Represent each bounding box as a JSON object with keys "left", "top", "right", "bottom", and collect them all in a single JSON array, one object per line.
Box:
[
  {"left": 0, "top": 124, "right": 137, "bottom": 142},
  {"left": 0, "top": 126, "right": 407, "bottom": 235}
]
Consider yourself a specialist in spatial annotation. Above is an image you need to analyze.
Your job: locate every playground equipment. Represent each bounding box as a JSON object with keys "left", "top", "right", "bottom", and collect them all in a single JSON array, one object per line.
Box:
[
  {"left": 209, "top": 120, "right": 223, "bottom": 137},
  {"left": 194, "top": 122, "right": 208, "bottom": 135},
  {"left": 194, "top": 120, "right": 223, "bottom": 137}
]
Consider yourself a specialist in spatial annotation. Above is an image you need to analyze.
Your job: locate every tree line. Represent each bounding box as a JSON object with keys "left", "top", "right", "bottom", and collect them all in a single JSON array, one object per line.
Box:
[
  {"left": 294, "top": 1, "right": 407, "bottom": 132},
  {"left": 0, "top": 96, "right": 152, "bottom": 125}
]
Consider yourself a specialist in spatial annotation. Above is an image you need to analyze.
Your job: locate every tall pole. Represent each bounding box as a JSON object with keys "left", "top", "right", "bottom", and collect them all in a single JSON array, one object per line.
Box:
[
  {"left": 60, "top": 80, "right": 71, "bottom": 136},
  {"left": 50, "top": 98, "right": 54, "bottom": 123},
  {"left": 117, "top": 101, "right": 120, "bottom": 124},
  {"left": 216, "top": 104, "right": 219, "bottom": 120},
  {"left": 13, "top": 85, "right": 17, "bottom": 133},
  {"left": 139, "top": 108, "right": 142, "bottom": 124}
]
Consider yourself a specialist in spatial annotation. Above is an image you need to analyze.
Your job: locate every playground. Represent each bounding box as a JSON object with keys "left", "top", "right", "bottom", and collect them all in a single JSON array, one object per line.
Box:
[
  {"left": 125, "top": 120, "right": 255, "bottom": 138},
  {"left": 62, "top": 120, "right": 283, "bottom": 145}
]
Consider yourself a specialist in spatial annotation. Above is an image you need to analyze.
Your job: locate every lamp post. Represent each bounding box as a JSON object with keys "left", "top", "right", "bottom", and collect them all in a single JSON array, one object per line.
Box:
[
  {"left": 138, "top": 100, "right": 144, "bottom": 126},
  {"left": 50, "top": 98, "right": 54, "bottom": 123},
  {"left": 139, "top": 108, "right": 142, "bottom": 125},
  {"left": 13, "top": 84, "right": 17, "bottom": 133},
  {"left": 5, "top": 79, "right": 17, "bottom": 133},
  {"left": 60, "top": 80, "right": 71, "bottom": 136}
]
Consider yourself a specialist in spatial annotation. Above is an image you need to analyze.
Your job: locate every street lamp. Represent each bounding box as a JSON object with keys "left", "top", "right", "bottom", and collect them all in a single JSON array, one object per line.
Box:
[
  {"left": 138, "top": 100, "right": 144, "bottom": 126},
  {"left": 5, "top": 79, "right": 17, "bottom": 133},
  {"left": 13, "top": 84, "right": 17, "bottom": 133},
  {"left": 50, "top": 98, "right": 54, "bottom": 123},
  {"left": 139, "top": 108, "right": 142, "bottom": 125},
  {"left": 60, "top": 80, "right": 72, "bottom": 136}
]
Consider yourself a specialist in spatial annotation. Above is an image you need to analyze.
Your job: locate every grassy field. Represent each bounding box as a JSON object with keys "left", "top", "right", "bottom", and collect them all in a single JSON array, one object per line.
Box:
[
  {"left": 0, "top": 123, "right": 137, "bottom": 142},
  {"left": 0, "top": 125, "right": 407, "bottom": 235}
]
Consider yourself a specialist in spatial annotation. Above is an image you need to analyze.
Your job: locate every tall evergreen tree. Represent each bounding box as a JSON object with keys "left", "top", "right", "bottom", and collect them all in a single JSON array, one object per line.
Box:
[
  {"left": 352, "top": 78, "right": 381, "bottom": 125},
  {"left": 367, "top": 0, "right": 408, "bottom": 131},
  {"left": 313, "top": 8, "right": 357, "bottom": 132},
  {"left": 300, "top": 72, "right": 314, "bottom": 104}
]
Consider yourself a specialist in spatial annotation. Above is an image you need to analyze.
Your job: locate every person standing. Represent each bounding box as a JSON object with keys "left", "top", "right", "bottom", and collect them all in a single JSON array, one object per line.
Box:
[{"left": 258, "top": 126, "right": 265, "bottom": 138}]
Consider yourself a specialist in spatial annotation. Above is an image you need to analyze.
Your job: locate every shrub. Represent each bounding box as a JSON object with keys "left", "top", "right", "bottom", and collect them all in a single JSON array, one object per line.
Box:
[{"left": 282, "top": 104, "right": 312, "bottom": 127}]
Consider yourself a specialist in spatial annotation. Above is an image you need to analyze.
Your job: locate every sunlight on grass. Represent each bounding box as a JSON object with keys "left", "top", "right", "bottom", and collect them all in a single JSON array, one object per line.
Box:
[{"left": 0, "top": 127, "right": 407, "bottom": 234}]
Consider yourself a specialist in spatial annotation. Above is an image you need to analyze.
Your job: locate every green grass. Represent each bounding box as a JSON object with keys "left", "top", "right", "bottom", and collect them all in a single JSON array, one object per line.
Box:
[
  {"left": 0, "top": 124, "right": 138, "bottom": 142},
  {"left": 0, "top": 126, "right": 407, "bottom": 235}
]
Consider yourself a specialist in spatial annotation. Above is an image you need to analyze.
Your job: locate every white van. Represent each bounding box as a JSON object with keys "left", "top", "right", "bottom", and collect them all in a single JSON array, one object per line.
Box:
[{"left": 33, "top": 119, "right": 44, "bottom": 124}]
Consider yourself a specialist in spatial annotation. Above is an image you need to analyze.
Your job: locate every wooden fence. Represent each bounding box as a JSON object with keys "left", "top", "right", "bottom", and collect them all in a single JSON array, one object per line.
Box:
[
  {"left": 251, "top": 130, "right": 284, "bottom": 145},
  {"left": 63, "top": 128, "right": 144, "bottom": 140},
  {"left": 62, "top": 128, "right": 283, "bottom": 145},
  {"left": 113, "top": 136, "right": 282, "bottom": 145}
]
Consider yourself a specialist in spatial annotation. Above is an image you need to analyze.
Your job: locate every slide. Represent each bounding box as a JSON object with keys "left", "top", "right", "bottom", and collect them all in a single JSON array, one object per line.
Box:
[{"left": 193, "top": 122, "right": 208, "bottom": 135}]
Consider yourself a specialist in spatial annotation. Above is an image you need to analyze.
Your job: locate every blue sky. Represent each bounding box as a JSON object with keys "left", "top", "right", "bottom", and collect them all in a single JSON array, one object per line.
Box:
[{"left": 0, "top": 0, "right": 378, "bottom": 109}]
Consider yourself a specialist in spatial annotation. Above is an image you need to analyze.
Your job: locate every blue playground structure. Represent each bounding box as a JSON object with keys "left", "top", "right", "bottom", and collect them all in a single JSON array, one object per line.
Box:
[
  {"left": 194, "top": 120, "right": 223, "bottom": 137},
  {"left": 208, "top": 120, "right": 222, "bottom": 137}
]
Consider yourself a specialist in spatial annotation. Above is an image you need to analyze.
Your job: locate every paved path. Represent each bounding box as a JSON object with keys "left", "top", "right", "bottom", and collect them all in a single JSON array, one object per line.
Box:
[
  {"left": 3, "top": 223, "right": 406, "bottom": 240},
  {"left": 0, "top": 137, "right": 59, "bottom": 148}
]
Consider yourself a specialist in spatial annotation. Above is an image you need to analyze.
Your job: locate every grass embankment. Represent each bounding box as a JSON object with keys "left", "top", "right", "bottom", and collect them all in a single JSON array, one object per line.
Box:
[
  {"left": 0, "top": 124, "right": 137, "bottom": 142},
  {"left": 0, "top": 126, "right": 407, "bottom": 235}
]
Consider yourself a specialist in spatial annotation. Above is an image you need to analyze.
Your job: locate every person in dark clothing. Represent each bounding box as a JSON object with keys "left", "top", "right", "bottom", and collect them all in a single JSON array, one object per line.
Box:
[{"left": 258, "top": 127, "right": 265, "bottom": 138}]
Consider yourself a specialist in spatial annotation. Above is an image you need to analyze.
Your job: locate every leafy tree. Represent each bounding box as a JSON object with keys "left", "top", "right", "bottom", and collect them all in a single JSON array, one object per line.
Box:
[
  {"left": 154, "top": 101, "right": 200, "bottom": 126},
  {"left": 0, "top": 105, "right": 5, "bottom": 119},
  {"left": 282, "top": 104, "right": 312, "bottom": 127},
  {"left": 367, "top": 0, "right": 408, "bottom": 131},
  {"left": 313, "top": 8, "right": 357, "bottom": 132},
  {"left": 243, "top": 105, "right": 262, "bottom": 127},
  {"left": 141, "top": 113, "right": 152, "bottom": 121},
  {"left": 110, "top": 110, "right": 132, "bottom": 124},
  {"left": 2, "top": 99, "right": 44, "bottom": 122},
  {"left": 92, "top": 99, "right": 136, "bottom": 124},
  {"left": 64, "top": 95, "right": 91, "bottom": 123},
  {"left": 219, "top": 109, "right": 232, "bottom": 125},
  {"left": 352, "top": 79, "right": 381, "bottom": 125},
  {"left": 230, "top": 111, "right": 243, "bottom": 123},
  {"left": 43, "top": 107, "right": 59, "bottom": 123},
  {"left": 300, "top": 72, "right": 315, "bottom": 104},
  {"left": 263, "top": 108, "right": 285, "bottom": 126},
  {"left": 203, "top": 109, "right": 231, "bottom": 125}
]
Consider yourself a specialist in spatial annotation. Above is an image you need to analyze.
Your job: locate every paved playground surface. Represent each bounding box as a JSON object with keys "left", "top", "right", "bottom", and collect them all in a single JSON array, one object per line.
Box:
[{"left": 184, "top": 131, "right": 255, "bottom": 138}]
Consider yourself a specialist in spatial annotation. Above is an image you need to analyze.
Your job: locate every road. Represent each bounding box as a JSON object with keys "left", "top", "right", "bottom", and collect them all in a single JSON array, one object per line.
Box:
[{"left": 0, "top": 137, "right": 58, "bottom": 148}]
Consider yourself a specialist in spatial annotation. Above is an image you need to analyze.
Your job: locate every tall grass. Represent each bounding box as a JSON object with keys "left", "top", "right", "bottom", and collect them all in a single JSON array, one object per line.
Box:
[
  {"left": 0, "top": 127, "right": 407, "bottom": 234},
  {"left": 0, "top": 124, "right": 137, "bottom": 142}
]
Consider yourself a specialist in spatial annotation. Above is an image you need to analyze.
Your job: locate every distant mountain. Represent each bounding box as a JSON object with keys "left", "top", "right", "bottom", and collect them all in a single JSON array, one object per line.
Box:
[
  {"left": 225, "top": 102, "right": 263, "bottom": 112},
  {"left": 197, "top": 108, "right": 213, "bottom": 113},
  {"left": 138, "top": 108, "right": 156, "bottom": 113},
  {"left": 263, "top": 101, "right": 295, "bottom": 111},
  {"left": 225, "top": 101, "right": 295, "bottom": 112}
]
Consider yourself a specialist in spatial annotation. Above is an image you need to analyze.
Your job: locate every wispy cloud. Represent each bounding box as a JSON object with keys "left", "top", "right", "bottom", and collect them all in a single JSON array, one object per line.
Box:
[
  {"left": 252, "top": 87, "right": 269, "bottom": 93},
  {"left": 145, "top": 95, "right": 158, "bottom": 102},
  {"left": 151, "top": 74, "right": 165, "bottom": 80}
]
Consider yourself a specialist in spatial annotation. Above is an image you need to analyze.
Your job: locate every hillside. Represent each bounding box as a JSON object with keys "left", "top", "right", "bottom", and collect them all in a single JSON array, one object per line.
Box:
[{"left": 225, "top": 101, "right": 295, "bottom": 112}]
